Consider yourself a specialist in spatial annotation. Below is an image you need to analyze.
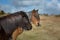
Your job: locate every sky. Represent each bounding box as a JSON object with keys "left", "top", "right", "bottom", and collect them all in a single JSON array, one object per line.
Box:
[{"left": 0, "top": 0, "right": 60, "bottom": 14}]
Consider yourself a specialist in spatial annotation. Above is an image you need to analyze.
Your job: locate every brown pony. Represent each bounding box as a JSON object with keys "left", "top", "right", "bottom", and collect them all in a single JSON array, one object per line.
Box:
[
  {"left": 27, "top": 9, "right": 40, "bottom": 26},
  {"left": 0, "top": 11, "right": 32, "bottom": 40}
]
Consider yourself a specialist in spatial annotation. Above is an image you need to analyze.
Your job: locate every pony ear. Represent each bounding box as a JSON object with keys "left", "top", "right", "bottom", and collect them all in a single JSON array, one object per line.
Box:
[
  {"left": 36, "top": 9, "right": 38, "bottom": 12},
  {"left": 32, "top": 9, "right": 36, "bottom": 13},
  {"left": 32, "top": 9, "right": 35, "bottom": 11}
]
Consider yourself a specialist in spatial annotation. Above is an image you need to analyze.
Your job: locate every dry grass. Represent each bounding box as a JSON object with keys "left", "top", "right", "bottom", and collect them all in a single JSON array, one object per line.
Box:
[
  {"left": 16, "top": 15, "right": 60, "bottom": 40},
  {"left": 0, "top": 14, "right": 9, "bottom": 17}
]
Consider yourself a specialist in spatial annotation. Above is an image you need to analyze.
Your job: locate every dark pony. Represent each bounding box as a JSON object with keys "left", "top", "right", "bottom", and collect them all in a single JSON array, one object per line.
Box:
[
  {"left": 27, "top": 9, "right": 40, "bottom": 26},
  {"left": 0, "top": 11, "right": 32, "bottom": 40}
]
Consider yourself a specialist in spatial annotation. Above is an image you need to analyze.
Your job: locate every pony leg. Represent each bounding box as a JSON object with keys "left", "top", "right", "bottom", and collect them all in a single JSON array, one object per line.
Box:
[{"left": 12, "top": 27, "right": 23, "bottom": 40}]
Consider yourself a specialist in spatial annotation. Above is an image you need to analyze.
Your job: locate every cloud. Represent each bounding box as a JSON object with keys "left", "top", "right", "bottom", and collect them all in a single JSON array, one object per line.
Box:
[
  {"left": 0, "top": 0, "right": 60, "bottom": 14},
  {"left": 42, "top": 0, "right": 60, "bottom": 14},
  {"left": 11, "top": 0, "right": 45, "bottom": 13},
  {"left": 12, "top": 0, "right": 41, "bottom": 8},
  {"left": 0, "top": 4, "right": 16, "bottom": 13},
  {"left": 11, "top": 0, "right": 60, "bottom": 14},
  {"left": 0, "top": 0, "right": 42, "bottom": 13}
]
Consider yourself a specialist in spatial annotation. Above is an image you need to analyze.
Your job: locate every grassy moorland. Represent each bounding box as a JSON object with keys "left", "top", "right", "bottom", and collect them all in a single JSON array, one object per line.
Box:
[{"left": 17, "top": 15, "right": 60, "bottom": 40}]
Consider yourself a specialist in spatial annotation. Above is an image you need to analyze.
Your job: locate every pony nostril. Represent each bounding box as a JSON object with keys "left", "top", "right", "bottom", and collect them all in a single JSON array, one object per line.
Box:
[
  {"left": 27, "top": 26, "right": 32, "bottom": 30},
  {"left": 23, "top": 25, "right": 32, "bottom": 30},
  {"left": 27, "top": 25, "right": 32, "bottom": 30},
  {"left": 30, "top": 26, "right": 32, "bottom": 29},
  {"left": 37, "top": 23, "right": 40, "bottom": 26}
]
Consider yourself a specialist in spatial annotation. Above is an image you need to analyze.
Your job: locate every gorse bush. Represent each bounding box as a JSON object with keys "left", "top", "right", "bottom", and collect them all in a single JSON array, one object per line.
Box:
[
  {"left": 43, "top": 14, "right": 48, "bottom": 16},
  {"left": 55, "top": 14, "right": 60, "bottom": 17},
  {"left": 0, "top": 10, "right": 5, "bottom": 15}
]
